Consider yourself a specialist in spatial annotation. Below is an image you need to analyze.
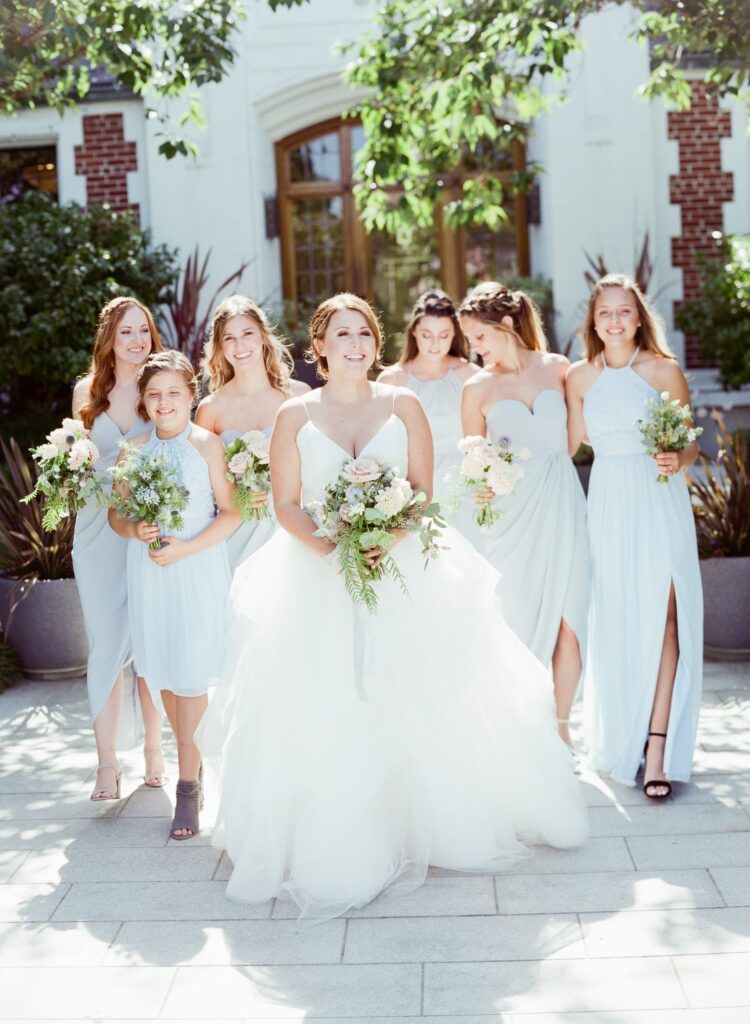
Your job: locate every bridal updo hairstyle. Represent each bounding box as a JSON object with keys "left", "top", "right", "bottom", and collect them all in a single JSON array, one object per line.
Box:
[
  {"left": 136, "top": 350, "right": 200, "bottom": 418},
  {"left": 581, "top": 273, "right": 675, "bottom": 362},
  {"left": 400, "top": 289, "right": 469, "bottom": 364},
  {"left": 459, "top": 283, "right": 548, "bottom": 353},
  {"left": 202, "top": 294, "right": 294, "bottom": 393},
  {"left": 307, "top": 293, "right": 384, "bottom": 379},
  {"left": 79, "top": 296, "right": 163, "bottom": 430}
]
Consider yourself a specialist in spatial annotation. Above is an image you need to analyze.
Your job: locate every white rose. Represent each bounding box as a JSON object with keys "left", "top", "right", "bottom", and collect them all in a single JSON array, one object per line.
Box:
[
  {"left": 228, "top": 451, "right": 250, "bottom": 475},
  {"left": 342, "top": 455, "right": 383, "bottom": 484},
  {"left": 374, "top": 480, "right": 411, "bottom": 517},
  {"left": 36, "top": 443, "right": 60, "bottom": 463},
  {"left": 248, "top": 436, "right": 271, "bottom": 465}
]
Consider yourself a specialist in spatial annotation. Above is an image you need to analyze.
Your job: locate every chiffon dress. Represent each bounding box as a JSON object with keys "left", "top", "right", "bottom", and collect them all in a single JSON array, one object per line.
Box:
[
  {"left": 127, "top": 424, "right": 230, "bottom": 703},
  {"left": 582, "top": 349, "right": 703, "bottom": 785},
  {"left": 200, "top": 406, "right": 588, "bottom": 920},
  {"left": 482, "top": 389, "right": 589, "bottom": 666},
  {"left": 405, "top": 368, "right": 481, "bottom": 543},
  {"left": 220, "top": 428, "right": 276, "bottom": 571},
  {"left": 72, "top": 411, "right": 149, "bottom": 723}
]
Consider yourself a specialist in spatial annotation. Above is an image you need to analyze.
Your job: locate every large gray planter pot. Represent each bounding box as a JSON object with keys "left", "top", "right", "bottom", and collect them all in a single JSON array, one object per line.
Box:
[
  {"left": 700, "top": 556, "right": 750, "bottom": 660},
  {"left": 0, "top": 576, "right": 88, "bottom": 680}
]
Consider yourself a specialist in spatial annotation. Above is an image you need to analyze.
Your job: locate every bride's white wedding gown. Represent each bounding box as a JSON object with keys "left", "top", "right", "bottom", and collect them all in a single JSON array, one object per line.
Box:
[{"left": 199, "top": 411, "right": 587, "bottom": 919}]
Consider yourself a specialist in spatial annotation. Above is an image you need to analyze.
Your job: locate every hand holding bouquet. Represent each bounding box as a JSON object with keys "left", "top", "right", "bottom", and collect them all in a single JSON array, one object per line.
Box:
[
  {"left": 637, "top": 392, "right": 703, "bottom": 483},
  {"left": 456, "top": 435, "right": 527, "bottom": 529},
  {"left": 307, "top": 455, "right": 445, "bottom": 613},
  {"left": 110, "top": 442, "right": 189, "bottom": 550},
  {"left": 224, "top": 430, "right": 272, "bottom": 521},
  {"left": 21, "top": 418, "right": 103, "bottom": 530}
]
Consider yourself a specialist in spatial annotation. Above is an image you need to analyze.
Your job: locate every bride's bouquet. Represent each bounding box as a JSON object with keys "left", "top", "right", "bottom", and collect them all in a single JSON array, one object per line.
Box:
[
  {"left": 307, "top": 455, "right": 445, "bottom": 613},
  {"left": 21, "top": 418, "right": 103, "bottom": 530},
  {"left": 637, "top": 391, "right": 702, "bottom": 483},
  {"left": 110, "top": 443, "right": 189, "bottom": 550},
  {"left": 455, "top": 435, "right": 527, "bottom": 529},
  {"left": 224, "top": 430, "right": 272, "bottom": 521}
]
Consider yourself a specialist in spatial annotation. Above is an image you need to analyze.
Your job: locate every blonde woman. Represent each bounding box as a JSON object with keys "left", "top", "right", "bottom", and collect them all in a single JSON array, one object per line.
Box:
[
  {"left": 460, "top": 284, "right": 589, "bottom": 752},
  {"left": 567, "top": 274, "right": 702, "bottom": 798},
  {"left": 72, "top": 297, "right": 166, "bottom": 800},
  {"left": 195, "top": 295, "right": 309, "bottom": 569}
]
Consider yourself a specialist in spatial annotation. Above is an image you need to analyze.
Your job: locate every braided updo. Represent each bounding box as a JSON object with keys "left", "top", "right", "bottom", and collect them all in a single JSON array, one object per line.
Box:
[{"left": 459, "top": 283, "right": 548, "bottom": 352}]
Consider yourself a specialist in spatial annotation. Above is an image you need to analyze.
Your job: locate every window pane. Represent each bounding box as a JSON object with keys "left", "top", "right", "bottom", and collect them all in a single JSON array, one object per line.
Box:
[
  {"left": 370, "top": 225, "right": 442, "bottom": 361},
  {"left": 0, "top": 146, "right": 58, "bottom": 202},
  {"left": 350, "top": 124, "right": 365, "bottom": 156},
  {"left": 465, "top": 215, "right": 519, "bottom": 289},
  {"left": 291, "top": 197, "right": 345, "bottom": 303},
  {"left": 289, "top": 132, "right": 340, "bottom": 184}
]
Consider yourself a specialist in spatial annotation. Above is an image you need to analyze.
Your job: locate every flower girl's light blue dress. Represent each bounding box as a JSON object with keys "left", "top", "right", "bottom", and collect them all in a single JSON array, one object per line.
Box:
[
  {"left": 127, "top": 424, "right": 230, "bottom": 701},
  {"left": 220, "top": 428, "right": 276, "bottom": 571},
  {"left": 582, "top": 350, "right": 702, "bottom": 785},
  {"left": 482, "top": 389, "right": 589, "bottom": 667},
  {"left": 72, "top": 411, "right": 148, "bottom": 723}
]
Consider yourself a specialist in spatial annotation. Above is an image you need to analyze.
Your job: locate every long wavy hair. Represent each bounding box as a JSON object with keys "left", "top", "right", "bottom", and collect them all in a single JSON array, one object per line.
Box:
[
  {"left": 202, "top": 295, "right": 293, "bottom": 394},
  {"left": 400, "top": 289, "right": 468, "bottom": 364},
  {"left": 307, "top": 293, "right": 384, "bottom": 380},
  {"left": 459, "top": 283, "right": 548, "bottom": 352},
  {"left": 581, "top": 273, "right": 675, "bottom": 361},
  {"left": 78, "top": 297, "right": 163, "bottom": 430}
]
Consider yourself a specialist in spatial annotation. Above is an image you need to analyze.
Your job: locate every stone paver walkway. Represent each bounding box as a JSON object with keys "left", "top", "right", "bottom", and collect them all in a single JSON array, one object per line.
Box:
[{"left": 0, "top": 660, "right": 749, "bottom": 1022}]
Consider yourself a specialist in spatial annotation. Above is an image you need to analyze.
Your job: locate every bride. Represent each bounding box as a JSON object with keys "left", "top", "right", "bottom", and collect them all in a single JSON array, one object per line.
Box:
[{"left": 200, "top": 293, "right": 587, "bottom": 919}]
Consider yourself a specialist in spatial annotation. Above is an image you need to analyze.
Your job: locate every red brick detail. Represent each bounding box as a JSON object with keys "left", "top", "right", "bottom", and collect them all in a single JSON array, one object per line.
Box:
[
  {"left": 668, "top": 83, "right": 734, "bottom": 368},
  {"left": 74, "top": 113, "right": 139, "bottom": 220}
]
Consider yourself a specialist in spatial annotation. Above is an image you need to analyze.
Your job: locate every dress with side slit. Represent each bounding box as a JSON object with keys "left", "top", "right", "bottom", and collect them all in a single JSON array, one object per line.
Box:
[{"left": 582, "top": 350, "right": 702, "bottom": 785}]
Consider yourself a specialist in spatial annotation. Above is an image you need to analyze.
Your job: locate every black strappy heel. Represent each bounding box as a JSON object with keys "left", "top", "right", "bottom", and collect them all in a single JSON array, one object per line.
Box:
[{"left": 643, "top": 731, "right": 672, "bottom": 800}]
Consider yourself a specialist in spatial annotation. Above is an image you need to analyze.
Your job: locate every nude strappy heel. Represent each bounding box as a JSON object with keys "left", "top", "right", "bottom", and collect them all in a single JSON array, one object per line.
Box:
[
  {"left": 143, "top": 748, "right": 168, "bottom": 789},
  {"left": 90, "top": 764, "right": 121, "bottom": 802}
]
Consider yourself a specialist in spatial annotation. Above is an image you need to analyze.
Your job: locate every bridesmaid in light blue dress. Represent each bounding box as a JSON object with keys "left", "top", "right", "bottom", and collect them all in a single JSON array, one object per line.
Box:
[
  {"left": 196, "top": 295, "right": 309, "bottom": 571},
  {"left": 460, "top": 284, "right": 589, "bottom": 751},
  {"left": 378, "top": 290, "right": 480, "bottom": 541},
  {"left": 72, "top": 296, "right": 166, "bottom": 802},
  {"left": 109, "top": 351, "right": 239, "bottom": 840},
  {"left": 567, "top": 273, "right": 702, "bottom": 798}
]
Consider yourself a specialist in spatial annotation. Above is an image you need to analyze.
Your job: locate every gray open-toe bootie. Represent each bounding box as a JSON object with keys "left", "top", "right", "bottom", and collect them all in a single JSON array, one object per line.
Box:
[{"left": 171, "top": 779, "right": 201, "bottom": 840}]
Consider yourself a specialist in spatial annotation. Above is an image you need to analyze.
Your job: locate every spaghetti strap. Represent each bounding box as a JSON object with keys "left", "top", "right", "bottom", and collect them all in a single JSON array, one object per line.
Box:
[
  {"left": 392, "top": 387, "right": 397, "bottom": 413},
  {"left": 601, "top": 347, "right": 639, "bottom": 370},
  {"left": 302, "top": 400, "right": 312, "bottom": 422},
  {"left": 626, "top": 346, "right": 640, "bottom": 368}
]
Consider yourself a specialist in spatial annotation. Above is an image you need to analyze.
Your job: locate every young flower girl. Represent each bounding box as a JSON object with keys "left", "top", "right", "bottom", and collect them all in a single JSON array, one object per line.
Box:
[{"left": 108, "top": 350, "right": 240, "bottom": 838}]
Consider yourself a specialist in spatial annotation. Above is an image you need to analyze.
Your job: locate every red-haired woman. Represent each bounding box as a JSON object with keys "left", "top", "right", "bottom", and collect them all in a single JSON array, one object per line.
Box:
[{"left": 72, "top": 296, "right": 165, "bottom": 801}]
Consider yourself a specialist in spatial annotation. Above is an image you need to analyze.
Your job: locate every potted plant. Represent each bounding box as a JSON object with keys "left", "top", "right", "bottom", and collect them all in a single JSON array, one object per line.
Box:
[
  {"left": 688, "top": 414, "right": 750, "bottom": 659},
  {"left": 0, "top": 438, "right": 87, "bottom": 679}
]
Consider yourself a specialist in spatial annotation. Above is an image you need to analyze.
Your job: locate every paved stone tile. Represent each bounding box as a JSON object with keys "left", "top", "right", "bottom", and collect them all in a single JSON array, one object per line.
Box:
[
  {"left": 272, "top": 874, "right": 497, "bottom": 919},
  {"left": 627, "top": 832, "right": 750, "bottom": 870},
  {"left": 118, "top": 787, "right": 176, "bottom": 818},
  {"left": 0, "top": 816, "right": 171, "bottom": 851},
  {"left": 215, "top": 852, "right": 232, "bottom": 881},
  {"left": 344, "top": 914, "right": 585, "bottom": 963},
  {"left": 0, "top": 851, "right": 27, "bottom": 883},
  {"left": 163, "top": 964, "right": 422, "bottom": 1018},
  {"left": 423, "top": 957, "right": 686, "bottom": 1014},
  {"left": 503, "top": 837, "right": 633, "bottom": 875},
  {"left": 0, "top": 768, "right": 90, "bottom": 796},
  {"left": 51, "top": 880, "right": 273, "bottom": 922},
  {"left": 0, "top": 883, "right": 68, "bottom": 923},
  {"left": 671, "top": 774, "right": 750, "bottom": 805},
  {"left": 104, "top": 919, "right": 345, "bottom": 966},
  {"left": 504, "top": 1011, "right": 750, "bottom": 1023},
  {"left": 11, "top": 845, "right": 222, "bottom": 884},
  {"left": 580, "top": 907, "right": 750, "bottom": 957},
  {"left": 693, "top": 748, "right": 750, "bottom": 774},
  {"left": 673, "top": 952, "right": 750, "bottom": 1007},
  {"left": 710, "top": 867, "right": 750, "bottom": 906},
  {"left": 0, "top": 792, "right": 122, "bottom": 821},
  {"left": 0, "top": 921, "right": 119, "bottom": 966},
  {"left": 494, "top": 869, "right": 720, "bottom": 915},
  {"left": 0, "top": 820, "right": 92, "bottom": 851},
  {"left": 0, "top": 965, "right": 175, "bottom": 1018},
  {"left": 588, "top": 803, "right": 750, "bottom": 837}
]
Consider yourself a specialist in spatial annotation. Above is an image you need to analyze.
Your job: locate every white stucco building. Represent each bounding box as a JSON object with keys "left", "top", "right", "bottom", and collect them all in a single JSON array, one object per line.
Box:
[{"left": 1, "top": 0, "right": 748, "bottom": 408}]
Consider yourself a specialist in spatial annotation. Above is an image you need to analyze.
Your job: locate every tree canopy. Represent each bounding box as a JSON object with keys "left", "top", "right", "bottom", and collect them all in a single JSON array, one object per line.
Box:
[
  {"left": 346, "top": 0, "right": 750, "bottom": 234},
  {"left": 0, "top": 0, "right": 306, "bottom": 157}
]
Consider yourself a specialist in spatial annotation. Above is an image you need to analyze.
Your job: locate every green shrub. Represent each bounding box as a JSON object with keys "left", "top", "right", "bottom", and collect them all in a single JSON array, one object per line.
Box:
[
  {"left": 676, "top": 234, "right": 750, "bottom": 390},
  {"left": 0, "top": 192, "right": 178, "bottom": 446}
]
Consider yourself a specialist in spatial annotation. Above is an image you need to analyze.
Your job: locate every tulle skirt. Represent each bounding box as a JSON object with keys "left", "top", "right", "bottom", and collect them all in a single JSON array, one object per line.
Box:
[{"left": 199, "top": 526, "right": 588, "bottom": 919}]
